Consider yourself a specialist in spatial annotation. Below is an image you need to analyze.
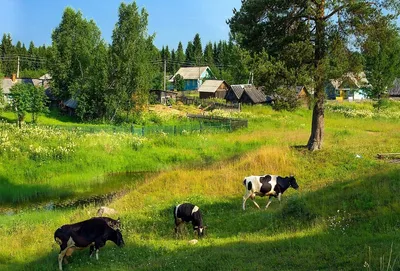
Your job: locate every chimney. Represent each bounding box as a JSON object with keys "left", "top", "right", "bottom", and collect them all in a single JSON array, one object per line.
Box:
[{"left": 12, "top": 73, "right": 16, "bottom": 82}]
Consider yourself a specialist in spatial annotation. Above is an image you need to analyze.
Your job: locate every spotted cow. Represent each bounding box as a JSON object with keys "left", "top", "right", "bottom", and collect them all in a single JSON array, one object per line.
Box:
[
  {"left": 242, "top": 174, "right": 299, "bottom": 210},
  {"left": 173, "top": 203, "right": 205, "bottom": 238},
  {"left": 54, "top": 217, "right": 124, "bottom": 270}
]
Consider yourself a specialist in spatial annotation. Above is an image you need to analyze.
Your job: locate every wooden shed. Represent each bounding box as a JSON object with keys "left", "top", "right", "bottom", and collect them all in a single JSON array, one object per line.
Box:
[
  {"left": 225, "top": 84, "right": 266, "bottom": 105},
  {"left": 198, "top": 80, "right": 229, "bottom": 99},
  {"left": 150, "top": 89, "right": 178, "bottom": 105}
]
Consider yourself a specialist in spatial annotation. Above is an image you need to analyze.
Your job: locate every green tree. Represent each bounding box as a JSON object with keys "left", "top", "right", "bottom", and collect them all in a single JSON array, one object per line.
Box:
[
  {"left": 185, "top": 41, "right": 194, "bottom": 63},
  {"left": 193, "top": 33, "right": 203, "bottom": 65},
  {"left": 27, "top": 85, "right": 48, "bottom": 123},
  {"left": 51, "top": 7, "right": 108, "bottom": 120},
  {"left": 229, "top": 0, "right": 400, "bottom": 151},
  {"left": 362, "top": 19, "right": 400, "bottom": 101},
  {"left": 176, "top": 41, "right": 186, "bottom": 69},
  {"left": 204, "top": 42, "right": 214, "bottom": 67},
  {"left": 9, "top": 83, "right": 31, "bottom": 128},
  {"left": 174, "top": 74, "right": 185, "bottom": 91},
  {"left": 1, "top": 34, "right": 15, "bottom": 77},
  {"left": 109, "top": 1, "right": 158, "bottom": 119},
  {"left": 170, "top": 49, "right": 178, "bottom": 73}
]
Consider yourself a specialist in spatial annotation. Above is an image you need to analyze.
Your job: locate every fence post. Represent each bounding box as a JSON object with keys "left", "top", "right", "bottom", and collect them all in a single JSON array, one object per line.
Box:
[{"left": 142, "top": 126, "right": 145, "bottom": 136}]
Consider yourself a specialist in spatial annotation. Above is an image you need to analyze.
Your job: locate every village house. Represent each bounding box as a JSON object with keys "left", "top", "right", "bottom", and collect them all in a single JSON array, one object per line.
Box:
[
  {"left": 1, "top": 73, "right": 52, "bottom": 104},
  {"left": 325, "top": 72, "right": 369, "bottom": 101},
  {"left": 389, "top": 78, "right": 400, "bottom": 99},
  {"left": 198, "top": 80, "right": 229, "bottom": 99},
  {"left": 169, "top": 66, "right": 216, "bottom": 91},
  {"left": 225, "top": 84, "right": 267, "bottom": 105}
]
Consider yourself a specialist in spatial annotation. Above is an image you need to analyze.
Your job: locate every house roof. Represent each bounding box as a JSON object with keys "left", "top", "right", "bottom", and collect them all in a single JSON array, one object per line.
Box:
[
  {"left": 230, "top": 85, "right": 245, "bottom": 99},
  {"left": 198, "top": 80, "right": 227, "bottom": 93},
  {"left": 389, "top": 78, "right": 400, "bottom": 96},
  {"left": 1, "top": 78, "right": 13, "bottom": 94},
  {"left": 64, "top": 98, "right": 78, "bottom": 109},
  {"left": 172, "top": 66, "right": 212, "bottom": 80},
  {"left": 329, "top": 72, "right": 369, "bottom": 90},
  {"left": 1, "top": 75, "right": 51, "bottom": 95},
  {"left": 243, "top": 85, "right": 267, "bottom": 104},
  {"left": 39, "top": 73, "right": 52, "bottom": 80}
]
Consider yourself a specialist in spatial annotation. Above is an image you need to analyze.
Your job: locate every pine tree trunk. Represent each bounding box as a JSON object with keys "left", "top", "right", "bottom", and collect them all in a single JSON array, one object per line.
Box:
[
  {"left": 307, "top": 91, "right": 324, "bottom": 151},
  {"left": 307, "top": 1, "right": 325, "bottom": 151}
]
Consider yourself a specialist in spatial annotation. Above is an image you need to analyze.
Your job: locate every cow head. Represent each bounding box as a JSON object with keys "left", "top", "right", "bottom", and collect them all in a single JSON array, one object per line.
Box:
[
  {"left": 194, "top": 226, "right": 205, "bottom": 238},
  {"left": 112, "top": 229, "right": 125, "bottom": 247},
  {"left": 289, "top": 176, "right": 299, "bottom": 190},
  {"left": 106, "top": 218, "right": 121, "bottom": 230}
]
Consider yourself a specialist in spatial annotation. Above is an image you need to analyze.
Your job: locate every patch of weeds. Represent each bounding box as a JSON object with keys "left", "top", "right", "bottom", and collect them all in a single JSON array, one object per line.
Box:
[{"left": 327, "top": 209, "right": 352, "bottom": 235}]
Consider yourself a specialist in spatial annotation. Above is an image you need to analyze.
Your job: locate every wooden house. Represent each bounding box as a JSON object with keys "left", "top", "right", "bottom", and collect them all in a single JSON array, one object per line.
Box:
[
  {"left": 169, "top": 66, "right": 216, "bottom": 91},
  {"left": 325, "top": 72, "right": 369, "bottom": 101},
  {"left": 225, "top": 84, "right": 267, "bottom": 105},
  {"left": 1, "top": 74, "right": 52, "bottom": 104},
  {"left": 198, "top": 80, "right": 229, "bottom": 99},
  {"left": 389, "top": 79, "right": 400, "bottom": 99}
]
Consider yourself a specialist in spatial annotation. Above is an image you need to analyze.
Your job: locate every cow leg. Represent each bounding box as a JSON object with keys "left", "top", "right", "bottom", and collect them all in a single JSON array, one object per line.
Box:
[
  {"left": 89, "top": 245, "right": 95, "bottom": 257},
  {"left": 249, "top": 193, "right": 260, "bottom": 209},
  {"left": 243, "top": 192, "right": 259, "bottom": 210},
  {"left": 94, "top": 240, "right": 105, "bottom": 260},
  {"left": 175, "top": 218, "right": 183, "bottom": 237},
  {"left": 265, "top": 196, "right": 273, "bottom": 209},
  {"left": 278, "top": 193, "right": 282, "bottom": 203},
  {"left": 58, "top": 248, "right": 69, "bottom": 271},
  {"left": 58, "top": 242, "right": 69, "bottom": 271}
]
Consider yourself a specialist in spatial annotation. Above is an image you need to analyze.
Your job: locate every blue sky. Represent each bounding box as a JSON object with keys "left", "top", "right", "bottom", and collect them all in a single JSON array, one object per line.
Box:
[{"left": 0, "top": 0, "right": 241, "bottom": 50}]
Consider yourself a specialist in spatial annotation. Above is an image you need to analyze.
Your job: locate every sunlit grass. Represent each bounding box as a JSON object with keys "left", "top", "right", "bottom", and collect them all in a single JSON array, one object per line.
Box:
[{"left": 0, "top": 101, "right": 399, "bottom": 270}]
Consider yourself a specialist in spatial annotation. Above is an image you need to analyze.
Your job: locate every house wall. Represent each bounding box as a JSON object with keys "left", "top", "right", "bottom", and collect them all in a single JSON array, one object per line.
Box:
[
  {"left": 184, "top": 79, "right": 200, "bottom": 91},
  {"left": 199, "top": 92, "right": 214, "bottom": 99},
  {"left": 225, "top": 90, "right": 239, "bottom": 103},
  {"left": 215, "top": 89, "right": 227, "bottom": 99}
]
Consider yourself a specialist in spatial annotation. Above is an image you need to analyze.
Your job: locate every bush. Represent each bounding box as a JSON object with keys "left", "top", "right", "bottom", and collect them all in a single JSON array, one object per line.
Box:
[{"left": 272, "top": 87, "right": 301, "bottom": 111}]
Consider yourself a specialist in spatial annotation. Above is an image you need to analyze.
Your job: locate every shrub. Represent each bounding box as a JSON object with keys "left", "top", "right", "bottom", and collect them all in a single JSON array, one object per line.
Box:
[{"left": 272, "top": 86, "right": 301, "bottom": 111}]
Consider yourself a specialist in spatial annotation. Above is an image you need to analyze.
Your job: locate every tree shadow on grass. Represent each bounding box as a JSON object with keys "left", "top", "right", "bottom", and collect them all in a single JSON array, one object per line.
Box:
[
  {"left": 10, "top": 228, "right": 400, "bottom": 271},
  {"left": 5, "top": 169, "right": 400, "bottom": 270},
  {"left": 0, "top": 175, "right": 73, "bottom": 210}
]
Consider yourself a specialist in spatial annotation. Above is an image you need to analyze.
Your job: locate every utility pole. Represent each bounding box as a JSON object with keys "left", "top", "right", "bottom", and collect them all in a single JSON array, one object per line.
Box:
[
  {"left": 163, "top": 58, "right": 166, "bottom": 91},
  {"left": 17, "top": 56, "right": 20, "bottom": 78}
]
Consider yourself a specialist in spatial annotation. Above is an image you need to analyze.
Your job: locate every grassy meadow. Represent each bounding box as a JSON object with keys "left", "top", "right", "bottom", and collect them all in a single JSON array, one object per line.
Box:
[{"left": 0, "top": 101, "right": 399, "bottom": 270}]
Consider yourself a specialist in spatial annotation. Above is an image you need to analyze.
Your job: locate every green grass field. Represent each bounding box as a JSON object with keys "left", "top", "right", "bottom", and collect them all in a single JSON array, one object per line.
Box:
[{"left": 0, "top": 101, "right": 399, "bottom": 271}]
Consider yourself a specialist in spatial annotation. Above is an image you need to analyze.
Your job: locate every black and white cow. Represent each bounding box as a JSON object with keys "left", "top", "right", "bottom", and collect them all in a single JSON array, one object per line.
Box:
[
  {"left": 242, "top": 174, "right": 299, "bottom": 210},
  {"left": 173, "top": 203, "right": 205, "bottom": 237},
  {"left": 54, "top": 217, "right": 124, "bottom": 271}
]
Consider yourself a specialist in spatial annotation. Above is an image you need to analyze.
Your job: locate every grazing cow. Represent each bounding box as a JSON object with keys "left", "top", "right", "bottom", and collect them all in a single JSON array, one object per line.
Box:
[
  {"left": 54, "top": 217, "right": 124, "bottom": 271},
  {"left": 96, "top": 206, "right": 117, "bottom": 217},
  {"left": 242, "top": 174, "right": 299, "bottom": 210},
  {"left": 173, "top": 203, "right": 205, "bottom": 237}
]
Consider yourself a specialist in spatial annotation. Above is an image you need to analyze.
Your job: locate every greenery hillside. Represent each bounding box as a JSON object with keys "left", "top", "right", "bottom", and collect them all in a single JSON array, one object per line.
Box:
[{"left": 0, "top": 102, "right": 399, "bottom": 271}]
